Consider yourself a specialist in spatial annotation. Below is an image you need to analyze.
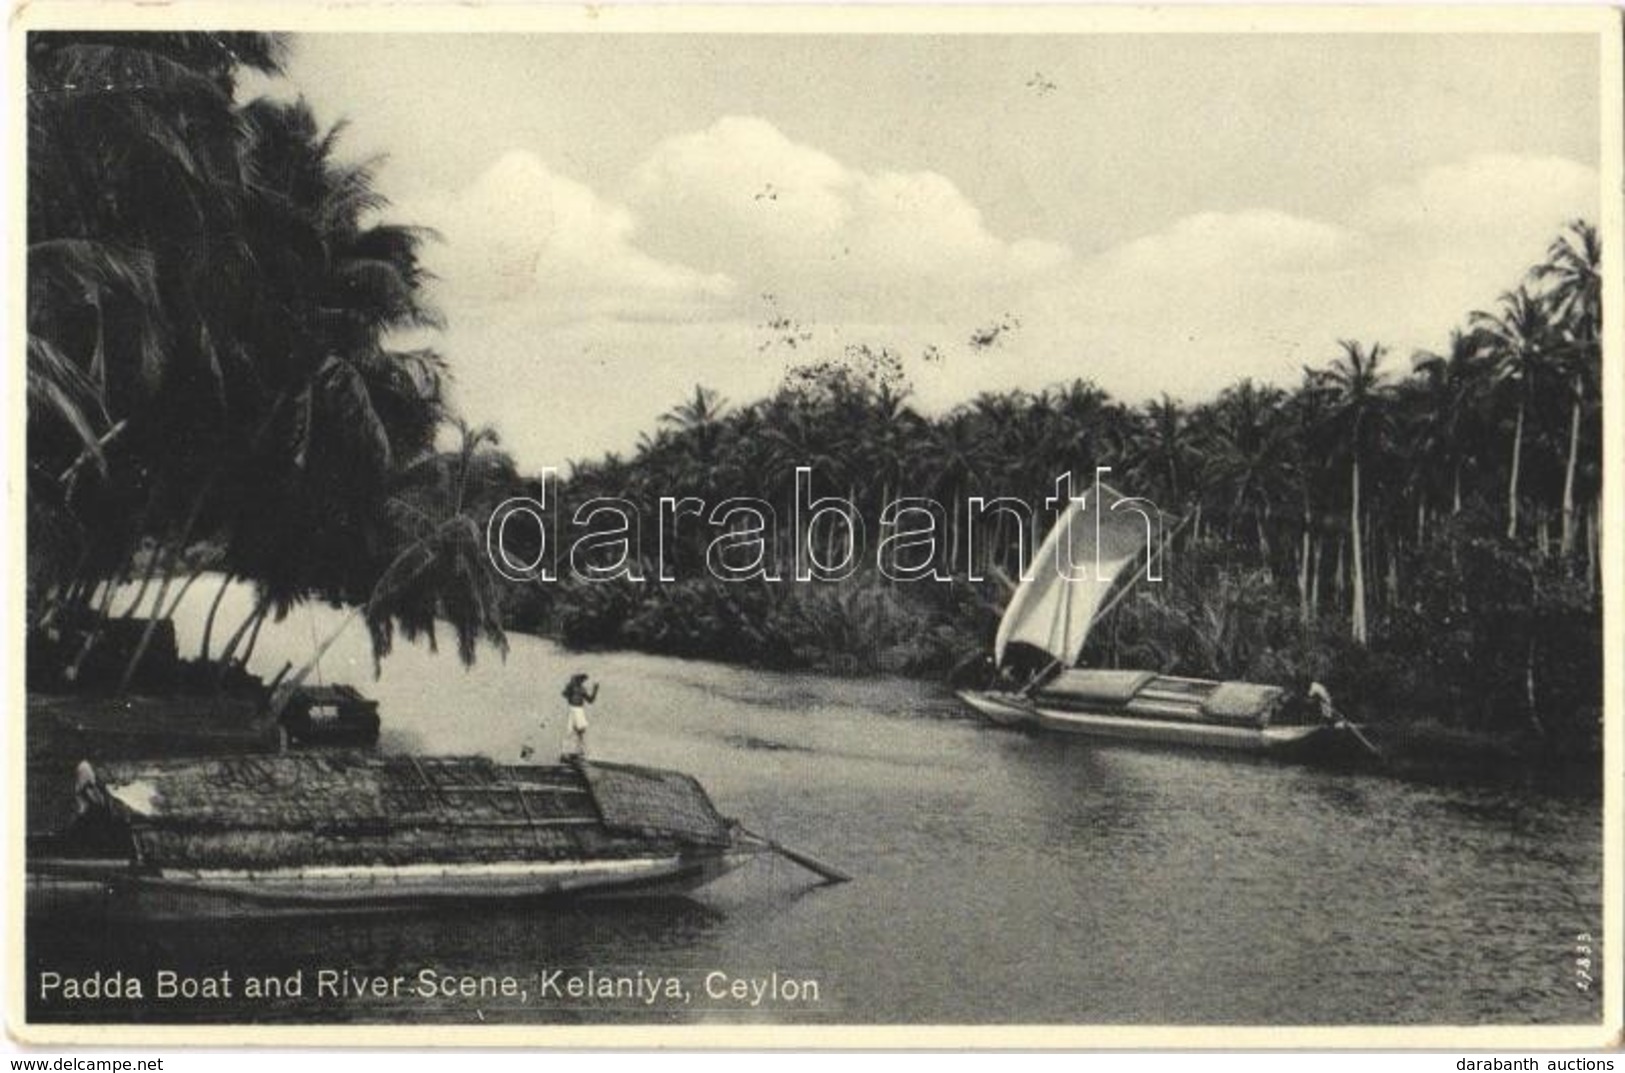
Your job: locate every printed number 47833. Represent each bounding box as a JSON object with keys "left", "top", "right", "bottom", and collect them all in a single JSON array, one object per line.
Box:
[{"left": 1574, "top": 932, "right": 1593, "bottom": 992}]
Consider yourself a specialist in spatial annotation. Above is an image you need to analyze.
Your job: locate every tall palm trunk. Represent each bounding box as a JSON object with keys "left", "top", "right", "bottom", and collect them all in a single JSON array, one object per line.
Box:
[
  {"left": 115, "top": 390, "right": 292, "bottom": 693},
  {"left": 1309, "top": 536, "right": 1322, "bottom": 619},
  {"left": 1586, "top": 502, "right": 1598, "bottom": 597},
  {"left": 199, "top": 572, "right": 234, "bottom": 661},
  {"left": 159, "top": 564, "right": 207, "bottom": 621},
  {"left": 1506, "top": 400, "right": 1525, "bottom": 539},
  {"left": 114, "top": 547, "right": 196, "bottom": 694},
  {"left": 64, "top": 554, "right": 145, "bottom": 683},
  {"left": 1350, "top": 456, "right": 1367, "bottom": 644},
  {"left": 215, "top": 592, "right": 271, "bottom": 683},
  {"left": 1333, "top": 537, "right": 1345, "bottom": 603},
  {"left": 268, "top": 607, "right": 362, "bottom": 719},
  {"left": 117, "top": 548, "right": 161, "bottom": 619},
  {"left": 1525, "top": 638, "right": 1546, "bottom": 739},
  {"left": 237, "top": 604, "right": 270, "bottom": 668},
  {"left": 53, "top": 550, "right": 93, "bottom": 617},
  {"left": 115, "top": 486, "right": 174, "bottom": 620},
  {"left": 1297, "top": 519, "right": 1312, "bottom": 626},
  {"left": 1560, "top": 379, "right": 1581, "bottom": 557}
]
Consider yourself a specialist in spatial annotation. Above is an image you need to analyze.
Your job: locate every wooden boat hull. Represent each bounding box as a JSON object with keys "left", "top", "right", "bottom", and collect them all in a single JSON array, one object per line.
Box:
[
  {"left": 955, "top": 689, "right": 1040, "bottom": 728},
  {"left": 29, "top": 847, "right": 761, "bottom": 918},
  {"left": 958, "top": 689, "right": 1332, "bottom": 755}
]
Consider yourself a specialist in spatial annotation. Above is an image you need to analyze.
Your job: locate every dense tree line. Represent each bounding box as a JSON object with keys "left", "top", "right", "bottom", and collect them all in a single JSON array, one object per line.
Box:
[
  {"left": 513, "top": 221, "right": 1601, "bottom": 748},
  {"left": 22, "top": 31, "right": 1602, "bottom": 752},
  {"left": 26, "top": 33, "right": 511, "bottom": 693}
]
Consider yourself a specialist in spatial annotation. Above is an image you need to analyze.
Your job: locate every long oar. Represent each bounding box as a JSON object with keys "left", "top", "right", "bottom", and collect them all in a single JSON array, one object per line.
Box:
[
  {"left": 1328, "top": 706, "right": 1384, "bottom": 761},
  {"left": 741, "top": 827, "right": 851, "bottom": 885}
]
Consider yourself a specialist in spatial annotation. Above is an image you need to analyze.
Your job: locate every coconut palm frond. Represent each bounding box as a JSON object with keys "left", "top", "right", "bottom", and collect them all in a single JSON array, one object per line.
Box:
[
  {"left": 35, "top": 43, "right": 229, "bottom": 108},
  {"left": 315, "top": 355, "right": 394, "bottom": 473},
  {"left": 27, "top": 334, "right": 107, "bottom": 464}
]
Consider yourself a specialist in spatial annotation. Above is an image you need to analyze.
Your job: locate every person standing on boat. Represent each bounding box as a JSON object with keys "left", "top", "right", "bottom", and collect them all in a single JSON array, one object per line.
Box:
[{"left": 561, "top": 672, "right": 599, "bottom": 760}]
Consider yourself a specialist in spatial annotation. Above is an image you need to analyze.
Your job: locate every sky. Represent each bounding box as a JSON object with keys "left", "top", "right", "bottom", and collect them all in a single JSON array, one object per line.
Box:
[{"left": 250, "top": 32, "right": 1601, "bottom": 472}]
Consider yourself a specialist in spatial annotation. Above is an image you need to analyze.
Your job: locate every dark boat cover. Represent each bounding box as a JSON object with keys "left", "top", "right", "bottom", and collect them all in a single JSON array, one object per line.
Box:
[
  {"left": 1200, "top": 682, "right": 1285, "bottom": 726},
  {"left": 1034, "top": 669, "right": 1156, "bottom": 706}
]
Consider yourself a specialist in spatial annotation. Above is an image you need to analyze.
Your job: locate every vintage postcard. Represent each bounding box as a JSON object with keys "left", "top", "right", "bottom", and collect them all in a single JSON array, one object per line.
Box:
[{"left": 7, "top": 1, "right": 1622, "bottom": 1050}]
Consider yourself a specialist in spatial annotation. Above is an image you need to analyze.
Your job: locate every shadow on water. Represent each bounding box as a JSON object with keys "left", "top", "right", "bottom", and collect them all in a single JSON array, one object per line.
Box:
[{"left": 721, "top": 733, "right": 818, "bottom": 754}]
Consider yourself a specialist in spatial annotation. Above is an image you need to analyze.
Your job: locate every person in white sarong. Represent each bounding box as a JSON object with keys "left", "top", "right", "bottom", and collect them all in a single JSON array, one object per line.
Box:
[{"left": 560, "top": 672, "right": 600, "bottom": 760}]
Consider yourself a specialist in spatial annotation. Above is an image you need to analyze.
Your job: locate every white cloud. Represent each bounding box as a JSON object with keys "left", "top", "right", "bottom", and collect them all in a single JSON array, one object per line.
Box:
[
  {"left": 402, "top": 119, "right": 1073, "bottom": 328},
  {"left": 404, "top": 145, "right": 1601, "bottom": 468},
  {"left": 627, "top": 116, "right": 1071, "bottom": 319},
  {"left": 1003, "top": 153, "right": 1599, "bottom": 402},
  {"left": 1359, "top": 153, "right": 1598, "bottom": 241},
  {"left": 1350, "top": 153, "right": 1600, "bottom": 329},
  {"left": 1097, "top": 209, "right": 1364, "bottom": 279},
  {"left": 398, "top": 150, "right": 736, "bottom": 322}
]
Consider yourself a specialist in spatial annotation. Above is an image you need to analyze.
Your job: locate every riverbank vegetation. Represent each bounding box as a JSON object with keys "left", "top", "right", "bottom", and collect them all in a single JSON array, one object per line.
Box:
[
  {"left": 24, "top": 35, "right": 1602, "bottom": 768},
  {"left": 503, "top": 221, "right": 1602, "bottom": 758},
  {"left": 26, "top": 33, "right": 513, "bottom": 696}
]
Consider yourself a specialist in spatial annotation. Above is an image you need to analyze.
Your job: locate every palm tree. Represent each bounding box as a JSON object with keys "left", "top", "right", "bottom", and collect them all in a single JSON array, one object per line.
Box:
[
  {"left": 1283, "top": 371, "right": 1336, "bottom": 623},
  {"left": 1318, "top": 341, "right": 1389, "bottom": 644},
  {"left": 365, "top": 422, "right": 513, "bottom": 667},
  {"left": 1470, "top": 286, "right": 1552, "bottom": 540},
  {"left": 1198, "top": 380, "right": 1290, "bottom": 566},
  {"left": 1127, "top": 395, "right": 1193, "bottom": 510},
  {"left": 657, "top": 385, "right": 730, "bottom": 500},
  {"left": 1534, "top": 220, "right": 1601, "bottom": 341},
  {"left": 26, "top": 35, "right": 272, "bottom": 529},
  {"left": 27, "top": 32, "right": 292, "bottom": 671},
  {"left": 920, "top": 413, "right": 990, "bottom": 575},
  {"left": 1411, "top": 328, "right": 1491, "bottom": 519},
  {"left": 113, "top": 96, "right": 446, "bottom": 689},
  {"left": 1530, "top": 220, "right": 1600, "bottom": 556},
  {"left": 270, "top": 422, "right": 513, "bottom": 714},
  {"left": 661, "top": 385, "right": 730, "bottom": 434}
]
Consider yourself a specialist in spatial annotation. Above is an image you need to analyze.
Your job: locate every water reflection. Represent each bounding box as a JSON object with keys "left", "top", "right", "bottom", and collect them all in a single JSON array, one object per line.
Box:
[{"left": 25, "top": 581, "right": 1607, "bottom": 1026}]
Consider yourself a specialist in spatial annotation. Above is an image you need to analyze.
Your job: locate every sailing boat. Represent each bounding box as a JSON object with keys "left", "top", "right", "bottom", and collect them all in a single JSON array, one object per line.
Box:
[{"left": 956, "top": 480, "right": 1340, "bottom": 756}]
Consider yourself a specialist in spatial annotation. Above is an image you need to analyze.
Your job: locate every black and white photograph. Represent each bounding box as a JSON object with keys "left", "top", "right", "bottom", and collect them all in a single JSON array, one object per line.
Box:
[{"left": 11, "top": 3, "right": 1622, "bottom": 1046}]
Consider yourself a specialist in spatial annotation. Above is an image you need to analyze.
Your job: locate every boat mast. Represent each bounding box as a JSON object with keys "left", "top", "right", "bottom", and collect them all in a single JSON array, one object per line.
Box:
[
  {"left": 1018, "top": 507, "right": 1190, "bottom": 694},
  {"left": 1081, "top": 509, "right": 1194, "bottom": 646}
]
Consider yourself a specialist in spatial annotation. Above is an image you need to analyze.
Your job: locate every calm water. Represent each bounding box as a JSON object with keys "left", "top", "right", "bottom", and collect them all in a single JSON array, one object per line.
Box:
[{"left": 27, "top": 584, "right": 1606, "bottom": 1025}]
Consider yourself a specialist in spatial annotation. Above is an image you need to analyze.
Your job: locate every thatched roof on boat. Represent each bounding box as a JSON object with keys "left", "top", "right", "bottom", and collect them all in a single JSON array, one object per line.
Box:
[
  {"left": 583, "top": 761, "right": 732, "bottom": 845},
  {"left": 81, "top": 753, "right": 732, "bottom": 869}
]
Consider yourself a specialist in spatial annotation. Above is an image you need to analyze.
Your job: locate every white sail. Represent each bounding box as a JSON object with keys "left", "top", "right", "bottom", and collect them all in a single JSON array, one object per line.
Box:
[{"left": 993, "top": 484, "right": 1151, "bottom": 668}]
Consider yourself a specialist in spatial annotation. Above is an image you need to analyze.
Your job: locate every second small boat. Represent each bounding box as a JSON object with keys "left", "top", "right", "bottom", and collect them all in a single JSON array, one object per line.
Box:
[
  {"left": 959, "top": 668, "right": 1330, "bottom": 755},
  {"left": 958, "top": 480, "right": 1358, "bottom": 759}
]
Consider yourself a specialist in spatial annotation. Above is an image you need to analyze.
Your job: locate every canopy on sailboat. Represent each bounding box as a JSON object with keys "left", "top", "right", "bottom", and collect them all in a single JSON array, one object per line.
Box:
[{"left": 994, "top": 483, "right": 1156, "bottom": 668}]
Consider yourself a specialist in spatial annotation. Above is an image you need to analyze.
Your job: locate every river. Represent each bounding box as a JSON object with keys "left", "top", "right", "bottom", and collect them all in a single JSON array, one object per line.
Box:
[{"left": 26, "top": 584, "right": 1606, "bottom": 1026}]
